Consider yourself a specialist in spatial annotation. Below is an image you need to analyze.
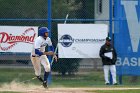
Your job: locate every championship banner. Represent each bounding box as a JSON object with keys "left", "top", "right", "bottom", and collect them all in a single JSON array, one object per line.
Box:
[
  {"left": 58, "top": 24, "right": 108, "bottom": 58},
  {"left": 0, "top": 26, "right": 38, "bottom": 53},
  {"left": 114, "top": 0, "right": 140, "bottom": 75}
]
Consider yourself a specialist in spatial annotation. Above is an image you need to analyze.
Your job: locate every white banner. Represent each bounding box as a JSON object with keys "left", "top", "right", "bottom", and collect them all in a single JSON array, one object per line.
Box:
[
  {"left": 0, "top": 26, "right": 38, "bottom": 53},
  {"left": 58, "top": 24, "right": 108, "bottom": 58}
]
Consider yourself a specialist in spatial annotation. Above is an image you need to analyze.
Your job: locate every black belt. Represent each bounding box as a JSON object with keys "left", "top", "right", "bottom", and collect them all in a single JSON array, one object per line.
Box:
[{"left": 32, "top": 55, "right": 39, "bottom": 57}]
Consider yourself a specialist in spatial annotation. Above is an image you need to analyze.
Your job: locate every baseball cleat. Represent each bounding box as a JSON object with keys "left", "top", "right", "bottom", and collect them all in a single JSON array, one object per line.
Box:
[
  {"left": 36, "top": 76, "right": 43, "bottom": 82},
  {"left": 43, "top": 81, "right": 48, "bottom": 88}
]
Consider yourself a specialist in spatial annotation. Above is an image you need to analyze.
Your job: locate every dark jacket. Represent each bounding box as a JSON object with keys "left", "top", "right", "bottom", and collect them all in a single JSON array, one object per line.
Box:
[{"left": 99, "top": 43, "right": 117, "bottom": 65}]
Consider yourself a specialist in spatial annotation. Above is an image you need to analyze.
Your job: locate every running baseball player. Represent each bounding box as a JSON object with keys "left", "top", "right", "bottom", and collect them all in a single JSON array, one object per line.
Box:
[
  {"left": 31, "top": 27, "right": 57, "bottom": 88},
  {"left": 99, "top": 37, "right": 118, "bottom": 85}
]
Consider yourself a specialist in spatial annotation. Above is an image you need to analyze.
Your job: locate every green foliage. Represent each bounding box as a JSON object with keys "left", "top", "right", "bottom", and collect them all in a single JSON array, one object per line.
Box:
[
  {"left": 52, "top": 0, "right": 83, "bottom": 19},
  {"left": 0, "top": 0, "right": 94, "bottom": 19},
  {"left": 0, "top": 0, "right": 47, "bottom": 18}
]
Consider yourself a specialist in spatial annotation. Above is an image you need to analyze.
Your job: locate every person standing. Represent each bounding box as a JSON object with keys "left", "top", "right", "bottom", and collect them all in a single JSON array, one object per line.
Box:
[
  {"left": 99, "top": 37, "right": 117, "bottom": 85},
  {"left": 31, "top": 27, "right": 57, "bottom": 88}
]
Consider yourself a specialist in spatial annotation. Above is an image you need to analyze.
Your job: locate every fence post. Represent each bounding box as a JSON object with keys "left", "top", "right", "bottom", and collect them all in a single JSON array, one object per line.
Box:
[
  {"left": 109, "top": 0, "right": 112, "bottom": 37},
  {"left": 48, "top": 0, "right": 52, "bottom": 84},
  {"left": 109, "top": 0, "right": 113, "bottom": 85}
]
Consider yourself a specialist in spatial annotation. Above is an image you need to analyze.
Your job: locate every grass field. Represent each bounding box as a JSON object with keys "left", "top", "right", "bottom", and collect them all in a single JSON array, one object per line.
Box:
[
  {"left": 88, "top": 89, "right": 140, "bottom": 93},
  {"left": 0, "top": 68, "right": 140, "bottom": 93}
]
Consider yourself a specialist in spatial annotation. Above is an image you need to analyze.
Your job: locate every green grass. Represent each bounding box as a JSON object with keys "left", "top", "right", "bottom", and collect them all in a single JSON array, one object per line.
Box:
[
  {"left": 0, "top": 68, "right": 140, "bottom": 87},
  {"left": 50, "top": 72, "right": 105, "bottom": 87},
  {"left": 88, "top": 89, "right": 140, "bottom": 93},
  {"left": 0, "top": 68, "right": 36, "bottom": 84}
]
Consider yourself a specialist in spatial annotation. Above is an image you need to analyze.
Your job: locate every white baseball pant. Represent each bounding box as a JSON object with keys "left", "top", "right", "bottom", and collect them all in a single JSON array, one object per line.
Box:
[
  {"left": 31, "top": 55, "right": 51, "bottom": 76},
  {"left": 103, "top": 65, "right": 117, "bottom": 84}
]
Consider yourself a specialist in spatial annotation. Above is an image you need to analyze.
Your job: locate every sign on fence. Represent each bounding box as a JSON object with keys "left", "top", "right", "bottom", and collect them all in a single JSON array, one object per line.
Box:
[
  {"left": 114, "top": 0, "right": 140, "bottom": 75},
  {"left": 0, "top": 26, "right": 38, "bottom": 53},
  {"left": 58, "top": 24, "right": 108, "bottom": 58}
]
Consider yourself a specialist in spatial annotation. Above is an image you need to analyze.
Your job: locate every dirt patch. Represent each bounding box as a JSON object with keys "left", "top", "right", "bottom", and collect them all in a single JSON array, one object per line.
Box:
[
  {"left": 0, "top": 81, "right": 140, "bottom": 93},
  {"left": 0, "top": 81, "right": 89, "bottom": 93}
]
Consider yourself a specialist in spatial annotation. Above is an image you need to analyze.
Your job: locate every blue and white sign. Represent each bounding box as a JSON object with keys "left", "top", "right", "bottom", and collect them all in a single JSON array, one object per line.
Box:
[
  {"left": 114, "top": 0, "right": 140, "bottom": 75},
  {"left": 58, "top": 24, "right": 108, "bottom": 58}
]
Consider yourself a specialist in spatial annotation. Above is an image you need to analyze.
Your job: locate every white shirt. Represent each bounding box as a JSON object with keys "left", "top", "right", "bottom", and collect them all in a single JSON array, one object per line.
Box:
[{"left": 31, "top": 36, "right": 52, "bottom": 56}]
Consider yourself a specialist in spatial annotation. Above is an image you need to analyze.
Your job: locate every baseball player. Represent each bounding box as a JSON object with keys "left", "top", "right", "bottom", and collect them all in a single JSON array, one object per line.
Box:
[
  {"left": 31, "top": 27, "right": 57, "bottom": 88},
  {"left": 99, "top": 37, "right": 118, "bottom": 85}
]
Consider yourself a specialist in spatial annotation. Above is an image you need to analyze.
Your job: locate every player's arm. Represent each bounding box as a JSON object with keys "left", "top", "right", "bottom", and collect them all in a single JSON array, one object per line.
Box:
[
  {"left": 35, "top": 49, "right": 54, "bottom": 56},
  {"left": 34, "top": 38, "right": 54, "bottom": 56}
]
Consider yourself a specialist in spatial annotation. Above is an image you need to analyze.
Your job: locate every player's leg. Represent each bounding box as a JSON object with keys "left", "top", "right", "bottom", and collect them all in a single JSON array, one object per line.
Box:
[
  {"left": 31, "top": 56, "right": 43, "bottom": 82},
  {"left": 40, "top": 55, "right": 51, "bottom": 88},
  {"left": 103, "top": 65, "right": 110, "bottom": 85},
  {"left": 110, "top": 65, "right": 117, "bottom": 85}
]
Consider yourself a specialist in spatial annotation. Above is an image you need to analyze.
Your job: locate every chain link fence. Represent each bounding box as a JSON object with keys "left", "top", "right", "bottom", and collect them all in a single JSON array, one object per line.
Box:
[
  {"left": 0, "top": 0, "right": 111, "bottom": 72},
  {"left": 0, "top": 0, "right": 116, "bottom": 85}
]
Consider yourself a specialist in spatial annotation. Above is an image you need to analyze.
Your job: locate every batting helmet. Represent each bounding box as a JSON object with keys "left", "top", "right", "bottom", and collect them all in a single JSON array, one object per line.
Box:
[{"left": 38, "top": 27, "right": 50, "bottom": 37}]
